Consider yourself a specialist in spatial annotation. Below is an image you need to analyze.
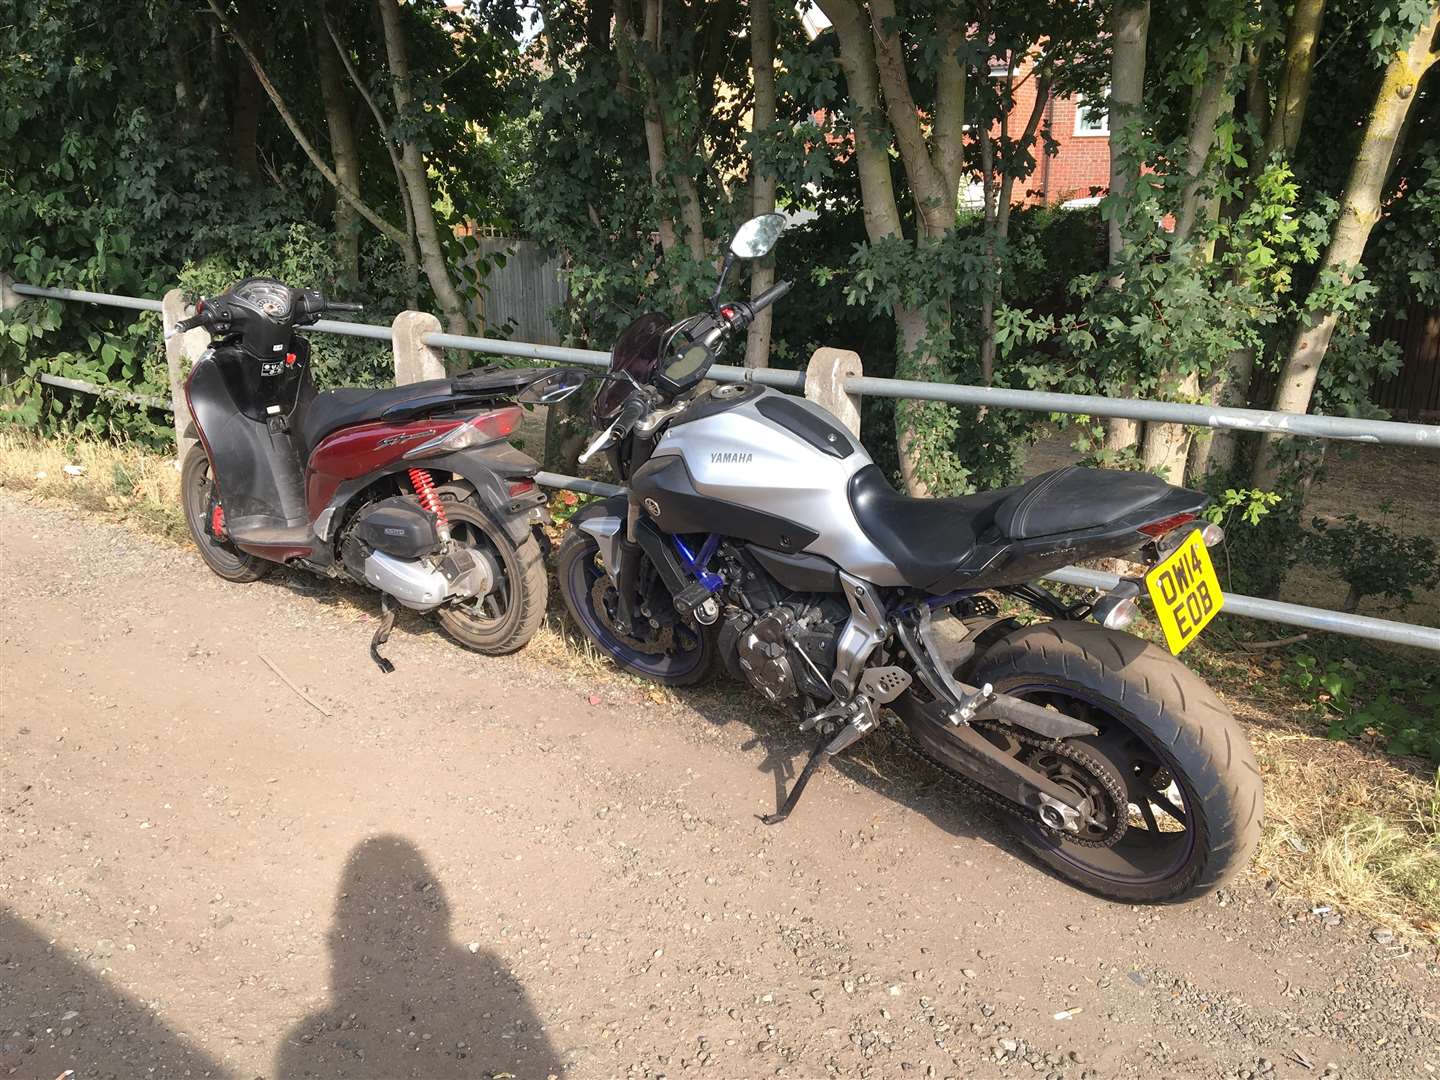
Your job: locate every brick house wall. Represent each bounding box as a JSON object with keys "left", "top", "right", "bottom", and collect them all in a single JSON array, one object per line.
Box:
[{"left": 992, "top": 67, "right": 1111, "bottom": 208}]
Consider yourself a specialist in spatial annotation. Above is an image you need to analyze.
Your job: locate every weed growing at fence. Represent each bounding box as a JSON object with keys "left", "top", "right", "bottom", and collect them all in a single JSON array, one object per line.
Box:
[{"left": 1283, "top": 641, "right": 1440, "bottom": 764}]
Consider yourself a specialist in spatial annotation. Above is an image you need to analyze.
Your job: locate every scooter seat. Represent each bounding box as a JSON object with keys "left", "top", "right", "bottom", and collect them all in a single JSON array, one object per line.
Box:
[
  {"left": 846, "top": 464, "right": 1173, "bottom": 591},
  {"left": 300, "top": 378, "right": 454, "bottom": 452}
]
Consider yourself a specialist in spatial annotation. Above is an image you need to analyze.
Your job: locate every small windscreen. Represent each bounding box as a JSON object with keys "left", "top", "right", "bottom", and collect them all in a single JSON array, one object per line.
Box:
[{"left": 594, "top": 311, "right": 670, "bottom": 421}]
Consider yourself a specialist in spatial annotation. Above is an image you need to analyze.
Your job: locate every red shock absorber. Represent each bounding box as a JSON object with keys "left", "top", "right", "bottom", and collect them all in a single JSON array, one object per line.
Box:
[{"left": 407, "top": 468, "right": 450, "bottom": 532}]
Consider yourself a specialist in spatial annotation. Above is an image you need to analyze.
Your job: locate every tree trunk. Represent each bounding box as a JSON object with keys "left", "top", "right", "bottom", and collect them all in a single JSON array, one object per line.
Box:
[
  {"left": 1263, "top": 0, "right": 1328, "bottom": 164},
  {"left": 168, "top": 22, "right": 197, "bottom": 112},
  {"left": 1142, "top": 42, "right": 1237, "bottom": 475},
  {"left": 635, "top": 0, "right": 705, "bottom": 262},
  {"left": 1107, "top": 0, "right": 1149, "bottom": 268},
  {"left": 1252, "top": 5, "right": 1440, "bottom": 490},
  {"left": 376, "top": 0, "right": 469, "bottom": 335},
  {"left": 312, "top": 10, "right": 361, "bottom": 291},
  {"left": 322, "top": 12, "right": 422, "bottom": 303},
  {"left": 743, "top": 0, "right": 777, "bottom": 369},
  {"left": 893, "top": 305, "right": 934, "bottom": 496},
  {"left": 1191, "top": 345, "right": 1254, "bottom": 477},
  {"left": 1173, "top": 44, "right": 1238, "bottom": 246},
  {"left": 1099, "top": 1, "right": 1151, "bottom": 457},
  {"left": 978, "top": 70, "right": 1050, "bottom": 386},
  {"left": 1139, "top": 369, "right": 1200, "bottom": 481},
  {"left": 1198, "top": 5, "right": 1327, "bottom": 476},
  {"left": 818, "top": 0, "right": 943, "bottom": 492},
  {"left": 228, "top": 0, "right": 261, "bottom": 179}
]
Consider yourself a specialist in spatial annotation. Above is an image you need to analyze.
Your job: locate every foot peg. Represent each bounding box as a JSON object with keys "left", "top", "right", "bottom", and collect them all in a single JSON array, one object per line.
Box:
[{"left": 369, "top": 594, "right": 397, "bottom": 674}]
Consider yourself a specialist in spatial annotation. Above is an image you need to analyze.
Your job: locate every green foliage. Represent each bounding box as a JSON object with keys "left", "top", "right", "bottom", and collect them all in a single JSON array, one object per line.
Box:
[
  {"left": 1369, "top": 143, "right": 1440, "bottom": 309},
  {"left": 1287, "top": 651, "right": 1440, "bottom": 764},
  {"left": 176, "top": 225, "right": 403, "bottom": 389},
  {"left": 1303, "top": 513, "right": 1440, "bottom": 613},
  {"left": 0, "top": 0, "right": 529, "bottom": 443},
  {"left": 1200, "top": 468, "right": 1305, "bottom": 598},
  {"left": 1203, "top": 487, "right": 1283, "bottom": 527}
]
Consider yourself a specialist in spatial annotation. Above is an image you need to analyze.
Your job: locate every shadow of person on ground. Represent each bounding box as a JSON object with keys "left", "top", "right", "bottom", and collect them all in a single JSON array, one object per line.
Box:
[
  {"left": 274, "top": 834, "right": 562, "bottom": 1080},
  {"left": 0, "top": 905, "right": 232, "bottom": 1080}
]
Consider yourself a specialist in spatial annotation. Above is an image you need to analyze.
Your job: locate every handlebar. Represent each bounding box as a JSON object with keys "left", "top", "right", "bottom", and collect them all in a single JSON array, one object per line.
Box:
[
  {"left": 611, "top": 395, "right": 648, "bottom": 441},
  {"left": 325, "top": 300, "right": 364, "bottom": 313},
  {"left": 748, "top": 279, "right": 792, "bottom": 316}
]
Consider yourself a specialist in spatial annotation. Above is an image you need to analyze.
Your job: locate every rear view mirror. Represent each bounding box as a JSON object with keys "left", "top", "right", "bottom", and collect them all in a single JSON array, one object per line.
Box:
[
  {"left": 517, "top": 369, "right": 587, "bottom": 405},
  {"left": 730, "top": 213, "right": 786, "bottom": 259}
]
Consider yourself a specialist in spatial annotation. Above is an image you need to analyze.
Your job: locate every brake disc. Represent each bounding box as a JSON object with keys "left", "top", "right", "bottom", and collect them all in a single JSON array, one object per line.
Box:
[{"left": 590, "top": 576, "right": 675, "bottom": 655}]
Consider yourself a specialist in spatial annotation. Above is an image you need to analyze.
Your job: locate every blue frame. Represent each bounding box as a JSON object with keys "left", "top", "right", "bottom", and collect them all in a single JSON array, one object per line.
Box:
[{"left": 672, "top": 533, "right": 724, "bottom": 593}]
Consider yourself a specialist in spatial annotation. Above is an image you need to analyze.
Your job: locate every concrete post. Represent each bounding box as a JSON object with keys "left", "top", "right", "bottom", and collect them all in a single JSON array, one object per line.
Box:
[
  {"left": 392, "top": 310, "right": 445, "bottom": 384},
  {"left": 1, "top": 272, "right": 19, "bottom": 313},
  {"left": 804, "top": 347, "right": 864, "bottom": 438},
  {"left": 162, "top": 289, "right": 209, "bottom": 462}
]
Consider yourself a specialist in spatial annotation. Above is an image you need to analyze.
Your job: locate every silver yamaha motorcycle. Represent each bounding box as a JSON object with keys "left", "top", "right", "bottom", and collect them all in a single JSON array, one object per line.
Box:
[{"left": 543, "top": 214, "right": 1262, "bottom": 903}]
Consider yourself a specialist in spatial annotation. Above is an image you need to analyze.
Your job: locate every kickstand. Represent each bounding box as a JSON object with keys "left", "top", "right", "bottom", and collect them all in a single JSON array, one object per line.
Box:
[
  {"left": 369, "top": 594, "right": 397, "bottom": 674},
  {"left": 759, "top": 735, "right": 832, "bottom": 825}
]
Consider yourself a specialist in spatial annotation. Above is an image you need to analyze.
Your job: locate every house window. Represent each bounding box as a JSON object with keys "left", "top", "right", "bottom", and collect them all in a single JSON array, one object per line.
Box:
[{"left": 1074, "top": 92, "right": 1109, "bottom": 136}]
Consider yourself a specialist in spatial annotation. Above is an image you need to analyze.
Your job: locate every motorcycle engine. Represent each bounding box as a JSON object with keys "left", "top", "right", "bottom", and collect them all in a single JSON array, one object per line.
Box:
[{"left": 722, "top": 598, "right": 844, "bottom": 704}]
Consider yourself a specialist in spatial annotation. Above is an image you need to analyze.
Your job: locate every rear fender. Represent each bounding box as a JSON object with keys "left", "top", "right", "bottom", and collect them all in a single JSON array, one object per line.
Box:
[{"left": 425, "top": 444, "right": 548, "bottom": 546}]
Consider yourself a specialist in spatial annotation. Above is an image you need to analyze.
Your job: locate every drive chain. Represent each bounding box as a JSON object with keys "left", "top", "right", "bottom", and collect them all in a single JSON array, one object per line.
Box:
[{"left": 889, "top": 719, "right": 1129, "bottom": 848}]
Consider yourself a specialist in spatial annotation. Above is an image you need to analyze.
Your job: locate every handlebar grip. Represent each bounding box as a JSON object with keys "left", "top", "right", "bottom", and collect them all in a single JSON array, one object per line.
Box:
[
  {"left": 328, "top": 301, "right": 364, "bottom": 313},
  {"left": 173, "top": 314, "right": 204, "bottom": 333},
  {"left": 612, "top": 396, "right": 647, "bottom": 438},
  {"left": 749, "top": 279, "right": 793, "bottom": 314}
]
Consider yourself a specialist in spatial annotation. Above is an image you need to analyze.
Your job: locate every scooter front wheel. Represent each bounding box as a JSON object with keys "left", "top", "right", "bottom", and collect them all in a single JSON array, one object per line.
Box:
[
  {"left": 181, "top": 445, "right": 273, "bottom": 583},
  {"left": 434, "top": 497, "right": 546, "bottom": 656}
]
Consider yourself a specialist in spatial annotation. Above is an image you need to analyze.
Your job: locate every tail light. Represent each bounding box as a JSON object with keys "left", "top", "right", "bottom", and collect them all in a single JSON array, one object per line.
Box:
[
  {"left": 1137, "top": 512, "right": 1197, "bottom": 539},
  {"left": 507, "top": 478, "right": 536, "bottom": 498},
  {"left": 403, "top": 406, "right": 522, "bottom": 459}
]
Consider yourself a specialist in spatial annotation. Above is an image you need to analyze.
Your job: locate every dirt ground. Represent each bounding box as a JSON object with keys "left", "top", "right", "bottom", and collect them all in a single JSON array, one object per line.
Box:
[{"left": 2, "top": 491, "right": 1438, "bottom": 1080}]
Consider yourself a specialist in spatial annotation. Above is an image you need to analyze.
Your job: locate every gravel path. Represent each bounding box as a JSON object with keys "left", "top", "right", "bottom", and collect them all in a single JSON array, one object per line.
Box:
[{"left": 2, "top": 491, "right": 1436, "bottom": 1080}]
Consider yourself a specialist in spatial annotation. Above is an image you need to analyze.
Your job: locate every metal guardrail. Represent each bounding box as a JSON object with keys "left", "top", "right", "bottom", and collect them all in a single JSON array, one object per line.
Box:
[
  {"left": 38, "top": 373, "right": 170, "bottom": 411},
  {"left": 8, "top": 280, "right": 1440, "bottom": 652},
  {"left": 14, "top": 282, "right": 1439, "bottom": 446}
]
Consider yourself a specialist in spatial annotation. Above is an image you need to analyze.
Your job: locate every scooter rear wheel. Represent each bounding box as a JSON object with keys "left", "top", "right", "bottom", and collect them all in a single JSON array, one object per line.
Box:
[
  {"left": 181, "top": 445, "right": 272, "bottom": 583},
  {"left": 434, "top": 497, "right": 546, "bottom": 656}
]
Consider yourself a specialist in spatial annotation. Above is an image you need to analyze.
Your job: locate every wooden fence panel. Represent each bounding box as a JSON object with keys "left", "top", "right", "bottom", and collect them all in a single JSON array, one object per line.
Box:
[
  {"left": 1371, "top": 304, "right": 1440, "bottom": 420},
  {"left": 474, "top": 238, "right": 568, "bottom": 346}
]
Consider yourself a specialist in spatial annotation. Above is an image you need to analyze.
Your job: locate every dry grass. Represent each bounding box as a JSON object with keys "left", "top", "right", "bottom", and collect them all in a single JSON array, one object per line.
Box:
[
  {"left": 1, "top": 432, "right": 1436, "bottom": 934},
  {"left": 1251, "top": 729, "right": 1439, "bottom": 935},
  {"left": 0, "top": 429, "right": 185, "bottom": 540}
]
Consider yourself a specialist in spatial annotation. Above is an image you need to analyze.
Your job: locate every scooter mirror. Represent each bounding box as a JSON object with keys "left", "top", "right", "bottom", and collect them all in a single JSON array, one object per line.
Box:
[
  {"left": 517, "top": 368, "right": 588, "bottom": 405},
  {"left": 730, "top": 212, "right": 786, "bottom": 259}
]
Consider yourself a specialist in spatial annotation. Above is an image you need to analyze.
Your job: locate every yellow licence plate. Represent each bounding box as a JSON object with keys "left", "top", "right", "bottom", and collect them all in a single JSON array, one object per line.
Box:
[{"left": 1145, "top": 529, "right": 1224, "bottom": 654}]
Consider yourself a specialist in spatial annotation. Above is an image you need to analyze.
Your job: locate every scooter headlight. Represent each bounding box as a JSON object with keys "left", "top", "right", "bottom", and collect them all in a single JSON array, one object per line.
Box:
[{"left": 403, "top": 406, "right": 522, "bottom": 459}]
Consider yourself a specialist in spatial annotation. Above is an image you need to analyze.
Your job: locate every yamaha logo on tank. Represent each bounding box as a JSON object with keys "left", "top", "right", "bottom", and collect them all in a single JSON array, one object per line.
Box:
[
  {"left": 643, "top": 498, "right": 661, "bottom": 517},
  {"left": 710, "top": 451, "right": 753, "bottom": 464}
]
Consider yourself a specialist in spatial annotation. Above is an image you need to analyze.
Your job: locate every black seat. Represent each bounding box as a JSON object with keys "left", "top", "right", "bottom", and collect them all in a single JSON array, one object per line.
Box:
[
  {"left": 847, "top": 464, "right": 1172, "bottom": 590},
  {"left": 299, "top": 378, "right": 453, "bottom": 453},
  {"left": 993, "top": 465, "right": 1171, "bottom": 539},
  {"left": 846, "top": 465, "right": 1012, "bottom": 589}
]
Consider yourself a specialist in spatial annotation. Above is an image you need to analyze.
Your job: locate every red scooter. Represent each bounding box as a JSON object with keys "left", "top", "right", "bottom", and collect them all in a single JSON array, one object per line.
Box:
[{"left": 172, "top": 277, "right": 584, "bottom": 669}]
